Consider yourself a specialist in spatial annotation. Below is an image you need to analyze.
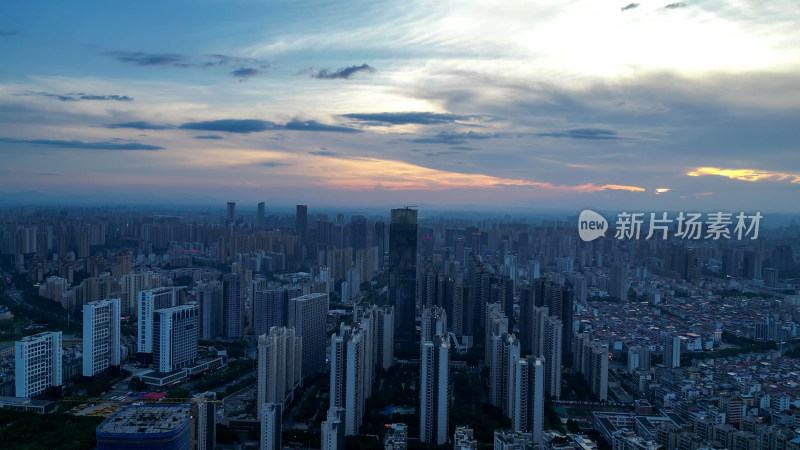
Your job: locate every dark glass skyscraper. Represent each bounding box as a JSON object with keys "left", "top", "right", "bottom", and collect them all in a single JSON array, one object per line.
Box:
[
  {"left": 389, "top": 208, "right": 418, "bottom": 341},
  {"left": 350, "top": 216, "right": 367, "bottom": 252},
  {"left": 296, "top": 205, "right": 308, "bottom": 239},
  {"left": 257, "top": 201, "right": 265, "bottom": 227}
]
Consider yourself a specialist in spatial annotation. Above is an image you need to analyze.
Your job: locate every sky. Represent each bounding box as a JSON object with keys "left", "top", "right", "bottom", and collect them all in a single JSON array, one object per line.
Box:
[{"left": 1, "top": 0, "right": 799, "bottom": 211}]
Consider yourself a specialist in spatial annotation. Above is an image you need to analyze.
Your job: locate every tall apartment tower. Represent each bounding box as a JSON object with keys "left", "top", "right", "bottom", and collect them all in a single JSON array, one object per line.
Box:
[
  {"left": 486, "top": 303, "right": 508, "bottom": 365},
  {"left": 321, "top": 407, "right": 346, "bottom": 450},
  {"left": 489, "top": 332, "right": 519, "bottom": 415},
  {"left": 82, "top": 298, "right": 121, "bottom": 377},
  {"left": 254, "top": 286, "right": 303, "bottom": 337},
  {"left": 15, "top": 331, "right": 62, "bottom": 397},
  {"left": 329, "top": 323, "right": 373, "bottom": 435},
  {"left": 257, "top": 327, "right": 302, "bottom": 417},
  {"left": 260, "top": 402, "right": 282, "bottom": 450},
  {"left": 420, "top": 335, "right": 450, "bottom": 445},
  {"left": 664, "top": 334, "right": 681, "bottom": 368},
  {"left": 296, "top": 205, "right": 308, "bottom": 239},
  {"left": 610, "top": 264, "right": 628, "bottom": 302},
  {"left": 509, "top": 356, "right": 544, "bottom": 445},
  {"left": 222, "top": 273, "right": 243, "bottom": 339},
  {"left": 373, "top": 222, "right": 385, "bottom": 267},
  {"left": 544, "top": 282, "right": 574, "bottom": 360},
  {"left": 193, "top": 392, "right": 217, "bottom": 450},
  {"left": 227, "top": 201, "right": 236, "bottom": 224},
  {"left": 196, "top": 281, "right": 223, "bottom": 341},
  {"left": 531, "top": 306, "right": 562, "bottom": 399},
  {"left": 137, "top": 287, "right": 178, "bottom": 354},
  {"left": 389, "top": 208, "right": 418, "bottom": 341},
  {"left": 375, "top": 305, "right": 395, "bottom": 370},
  {"left": 288, "top": 293, "right": 328, "bottom": 378},
  {"left": 574, "top": 334, "right": 609, "bottom": 401},
  {"left": 153, "top": 304, "right": 199, "bottom": 373}
]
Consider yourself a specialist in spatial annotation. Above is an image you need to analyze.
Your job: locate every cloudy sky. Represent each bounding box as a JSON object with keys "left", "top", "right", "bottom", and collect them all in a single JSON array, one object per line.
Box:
[{"left": 1, "top": 0, "right": 799, "bottom": 211}]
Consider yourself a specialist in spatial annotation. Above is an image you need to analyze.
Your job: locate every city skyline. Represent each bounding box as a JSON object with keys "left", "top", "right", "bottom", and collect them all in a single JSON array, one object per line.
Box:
[{"left": 1, "top": 0, "right": 799, "bottom": 210}]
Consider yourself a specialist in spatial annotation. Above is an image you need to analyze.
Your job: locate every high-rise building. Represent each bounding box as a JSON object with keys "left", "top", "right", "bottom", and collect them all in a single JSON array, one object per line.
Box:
[
  {"left": 375, "top": 305, "right": 395, "bottom": 371},
  {"left": 296, "top": 205, "right": 308, "bottom": 239},
  {"left": 321, "top": 407, "right": 346, "bottom": 450},
  {"left": 153, "top": 304, "right": 199, "bottom": 373},
  {"left": 544, "top": 282, "right": 574, "bottom": 360},
  {"left": 420, "top": 305, "right": 450, "bottom": 445},
  {"left": 350, "top": 216, "right": 367, "bottom": 252},
  {"left": 257, "top": 327, "right": 302, "bottom": 416},
  {"left": 82, "top": 298, "right": 121, "bottom": 377},
  {"left": 119, "top": 271, "right": 153, "bottom": 316},
  {"left": 509, "top": 356, "right": 544, "bottom": 445},
  {"left": 227, "top": 201, "right": 236, "bottom": 224},
  {"left": 193, "top": 392, "right": 216, "bottom": 450},
  {"left": 389, "top": 208, "right": 418, "bottom": 341},
  {"left": 373, "top": 221, "right": 385, "bottom": 267},
  {"left": 222, "top": 273, "right": 243, "bottom": 339},
  {"left": 486, "top": 303, "right": 508, "bottom": 365},
  {"left": 531, "top": 307, "right": 562, "bottom": 399},
  {"left": 421, "top": 305, "right": 448, "bottom": 344},
  {"left": 288, "top": 293, "right": 328, "bottom": 377},
  {"left": 664, "top": 334, "right": 681, "bottom": 369},
  {"left": 196, "top": 281, "right": 223, "bottom": 341},
  {"left": 257, "top": 201, "right": 266, "bottom": 227},
  {"left": 489, "top": 332, "right": 518, "bottom": 415},
  {"left": 574, "top": 334, "right": 609, "bottom": 401},
  {"left": 15, "top": 331, "right": 62, "bottom": 398},
  {"left": 253, "top": 286, "right": 302, "bottom": 337},
  {"left": 261, "top": 402, "right": 282, "bottom": 450},
  {"left": 627, "top": 345, "right": 651, "bottom": 373},
  {"left": 420, "top": 336, "right": 449, "bottom": 445},
  {"left": 610, "top": 264, "right": 628, "bottom": 302},
  {"left": 137, "top": 287, "right": 178, "bottom": 354},
  {"left": 329, "top": 323, "right": 372, "bottom": 435}
]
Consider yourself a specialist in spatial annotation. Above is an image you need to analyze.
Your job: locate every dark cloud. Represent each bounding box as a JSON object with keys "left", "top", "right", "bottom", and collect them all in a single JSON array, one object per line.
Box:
[
  {"left": 424, "top": 151, "right": 460, "bottom": 157},
  {"left": 408, "top": 131, "right": 498, "bottom": 145},
  {"left": 16, "top": 91, "right": 133, "bottom": 102},
  {"left": 449, "top": 146, "right": 477, "bottom": 151},
  {"left": 194, "top": 135, "right": 223, "bottom": 140},
  {"left": 104, "top": 118, "right": 359, "bottom": 134},
  {"left": 231, "top": 67, "right": 259, "bottom": 81},
  {"left": 107, "top": 51, "right": 187, "bottom": 66},
  {"left": 341, "top": 111, "right": 469, "bottom": 125},
  {"left": 536, "top": 128, "right": 622, "bottom": 140},
  {"left": 261, "top": 161, "right": 289, "bottom": 167},
  {"left": 313, "top": 64, "right": 375, "bottom": 80},
  {"left": 179, "top": 119, "right": 280, "bottom": 134},
  {"left": 0, "top": 30, "right": 18, "bottom": 36},
  {"left": 308, "top": 151, "right": 338, "bottom": 157},
  {"left": 0, "top": 137, "right": 164, "bottom": 150},
  {"left": 621, "top": 3, "right": 639, "bottom": 11},
  {"left": 78, "top": 94, "right": 133, "bottom": 101},
  {"left": 663, "top": 2, "right": 686, "bottom": 8},
  {"left": 104, "top": 121, "right": 175, "bottom": 130},
  {"left": 285, "top": 120, "right": 360, "bottom": 133},
  {"left": 105, "top": 51, "right": 269, "bottom": 79}
]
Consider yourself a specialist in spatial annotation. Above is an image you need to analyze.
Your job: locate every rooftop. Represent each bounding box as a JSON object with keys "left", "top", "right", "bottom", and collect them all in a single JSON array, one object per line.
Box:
[{"left": 97, "top": 404, "right": 190, "bottom": 435}]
